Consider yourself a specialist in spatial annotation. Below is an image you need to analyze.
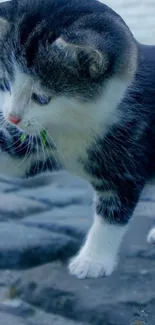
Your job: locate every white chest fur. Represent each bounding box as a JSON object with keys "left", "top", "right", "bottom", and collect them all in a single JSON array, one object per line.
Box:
[{"left": 48, "top": 127, "right": 91, "bottom": 178}]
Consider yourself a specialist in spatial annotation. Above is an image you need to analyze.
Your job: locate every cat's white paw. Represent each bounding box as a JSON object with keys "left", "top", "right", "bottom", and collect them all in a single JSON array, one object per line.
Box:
[
  {"left": 69, "top": 250, "right": 116, "bottom": 279},
  {"left": 69, "top": 215, "right": 127, "bottom": 279},
  {"left": 147, "top": 227, "right": 155, "bottom": 244}
]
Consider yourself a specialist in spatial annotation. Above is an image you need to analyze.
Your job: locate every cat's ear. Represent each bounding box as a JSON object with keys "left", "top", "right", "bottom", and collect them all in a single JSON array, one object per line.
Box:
[{"left": 55, "top": 35, "right": 108, "bottom": 79}]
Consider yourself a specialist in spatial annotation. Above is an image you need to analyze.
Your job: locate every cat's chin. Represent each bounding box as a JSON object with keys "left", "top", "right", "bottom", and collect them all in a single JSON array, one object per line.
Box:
[{"left": 17, "top": 121, "right": 42, "bottom": 137}]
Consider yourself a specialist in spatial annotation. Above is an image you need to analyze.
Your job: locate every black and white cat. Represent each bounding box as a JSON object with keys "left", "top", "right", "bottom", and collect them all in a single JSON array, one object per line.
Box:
[{"left": 0, "top": 0, "right": 155, "bottom": 279}]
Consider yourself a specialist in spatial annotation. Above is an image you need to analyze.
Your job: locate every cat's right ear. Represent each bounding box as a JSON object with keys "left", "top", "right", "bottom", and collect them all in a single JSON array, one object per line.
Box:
[{"left": 55, "top": 35, "right": 108, "bottom": 80}]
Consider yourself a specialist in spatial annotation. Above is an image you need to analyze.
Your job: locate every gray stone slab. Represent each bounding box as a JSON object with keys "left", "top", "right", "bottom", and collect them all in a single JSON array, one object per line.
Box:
[
  {"left": 134, "top": 200, "right": 155, "bottom": 219},
  {"left": 0, "top": 299, "right": 86, "bottom": 325},
  {"left": 0, "top": 299, "right": 34, "bottom": 317},
  {"left": 0, "top": 171, "right": 91, "bottom": 190},
  {"left": 14, "top": 214, "right": 155, "bottom": 325},
  {"left": 0, "top": 182, "right": 17, "bottom": 193},
  {"left": 0, "top": 312, "right": 27, "bottom": 325},
  {"left": 0, "top": 172, "right": 54, "bottom": 188},
  {"left": 0, "top": 222, "right": 79, "bottom": 268},
  {"left": 18, "top": 186, "right": 93, "bottom": 207},
  {"left": 0, "top": 194, "right": 48, "bottom": 220},
  {"left": 22, "top": 205, "right": 92, "bottom": 237},
  {"left": 0, "top": 270, "right": 20, "bottom": 287},
  {"left": 34, "top": 171, "right": 92, "bottom": 190}
]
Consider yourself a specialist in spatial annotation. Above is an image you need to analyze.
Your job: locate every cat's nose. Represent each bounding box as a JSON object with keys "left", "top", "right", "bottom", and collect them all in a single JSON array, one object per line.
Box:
[{"left": 8, "top": 115, "right": 21, "bottom": 125}]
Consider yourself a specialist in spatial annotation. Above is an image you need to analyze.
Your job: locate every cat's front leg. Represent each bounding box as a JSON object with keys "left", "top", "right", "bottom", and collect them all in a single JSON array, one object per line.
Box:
[
  {"left": 69, "top": 186, "right": 141, "bottom": 279},
  {"left": 69, "top": 213, "right": 127, "bottom": 279}
]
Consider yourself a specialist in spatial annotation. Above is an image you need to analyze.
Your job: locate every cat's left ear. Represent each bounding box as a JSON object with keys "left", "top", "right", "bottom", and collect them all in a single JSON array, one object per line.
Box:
[{"left": 55, "top": 34, "right": 108, "bottom": 79}]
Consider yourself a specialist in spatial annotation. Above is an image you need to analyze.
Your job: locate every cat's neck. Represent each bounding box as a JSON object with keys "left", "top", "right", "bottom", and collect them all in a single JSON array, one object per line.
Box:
[{"left": 47, "top": 74, "right": 131, "bottom": 143}]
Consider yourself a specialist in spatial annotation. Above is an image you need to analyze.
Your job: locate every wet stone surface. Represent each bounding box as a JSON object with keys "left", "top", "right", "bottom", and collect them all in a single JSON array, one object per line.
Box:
[{"left": 0, "top": 170, "right": 154, "bottom": 324}]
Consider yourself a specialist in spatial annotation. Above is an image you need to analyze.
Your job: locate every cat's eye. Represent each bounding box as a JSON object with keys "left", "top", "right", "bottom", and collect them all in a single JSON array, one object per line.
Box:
[
  {"left": 32, "top": 93, "right": 51, "bottom": 105},
  {"left": 0, "top": 78, "right": 11, "bottom": 92}
]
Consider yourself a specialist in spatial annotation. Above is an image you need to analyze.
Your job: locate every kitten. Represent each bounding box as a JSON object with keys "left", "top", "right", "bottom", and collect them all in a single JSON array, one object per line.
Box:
[{"left": 0, "top": 0, "right": 155, "bottom": 279}]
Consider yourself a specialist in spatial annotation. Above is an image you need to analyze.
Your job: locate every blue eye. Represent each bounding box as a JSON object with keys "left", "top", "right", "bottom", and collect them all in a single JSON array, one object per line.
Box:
[
  {"left": 0, "top": 78, "right": 11, "bottom": 92},
  {"left": 32, "top": 93, "right": 51, "bottom": 105}
]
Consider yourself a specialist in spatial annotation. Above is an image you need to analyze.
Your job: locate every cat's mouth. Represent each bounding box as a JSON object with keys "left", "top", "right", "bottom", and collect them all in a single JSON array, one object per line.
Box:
[
  {"left": 19, "top": 122, "right": 41, "bottom": 136},
  {"left": 8, "top": 115, "right": 42, "bottom": 136}
]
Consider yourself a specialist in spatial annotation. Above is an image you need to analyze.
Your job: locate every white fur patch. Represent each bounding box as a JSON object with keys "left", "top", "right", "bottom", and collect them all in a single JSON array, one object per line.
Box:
[
  {"left": 2, "top": 65, "right": 32, "bottom": 122},
  {"left": 39, "top": 75, "right": 131, "bottom": 178},
  {"left": 147, "top": 227, "right": 155, "bottom": 244},
  {"left": 69, "top": 214, "right": 128, "bottom": 279}
]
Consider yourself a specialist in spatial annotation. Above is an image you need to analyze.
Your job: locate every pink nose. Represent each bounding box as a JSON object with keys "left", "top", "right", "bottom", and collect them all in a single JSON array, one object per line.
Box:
[{"left": 8, "top": 116, "right": 21, "bottom": 125}]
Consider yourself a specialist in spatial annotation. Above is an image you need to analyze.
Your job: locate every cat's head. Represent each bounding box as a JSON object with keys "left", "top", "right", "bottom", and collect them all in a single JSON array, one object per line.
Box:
[{"left": 0, "top": 0, "right": 138, "bottom": 136}]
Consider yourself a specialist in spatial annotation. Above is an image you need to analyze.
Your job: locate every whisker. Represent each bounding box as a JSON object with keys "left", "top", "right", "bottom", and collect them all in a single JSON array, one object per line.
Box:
[
  {"left": 31, "top": 120, "right": 63, "bottom": 168},
  {"left": 34, "top": 127, "right": 41, "bottom": 175},
  {"left": 36, "top": 127, "right": 47, "bottom": 174},
  {"left": 16, "top": 134, "right": 32, "bottom": 169},
  {"left": 43, "top": 128, "right": 66, "bottom": 166}
]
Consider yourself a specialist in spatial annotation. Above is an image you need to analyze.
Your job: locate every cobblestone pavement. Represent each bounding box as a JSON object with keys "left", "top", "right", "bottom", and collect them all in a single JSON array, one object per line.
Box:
[
  {"left": 0, "top": 171, "right": 155, "bottom": 324},
  {"left": 0, "top": 0, "right": 155, "bottom": 324}
]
